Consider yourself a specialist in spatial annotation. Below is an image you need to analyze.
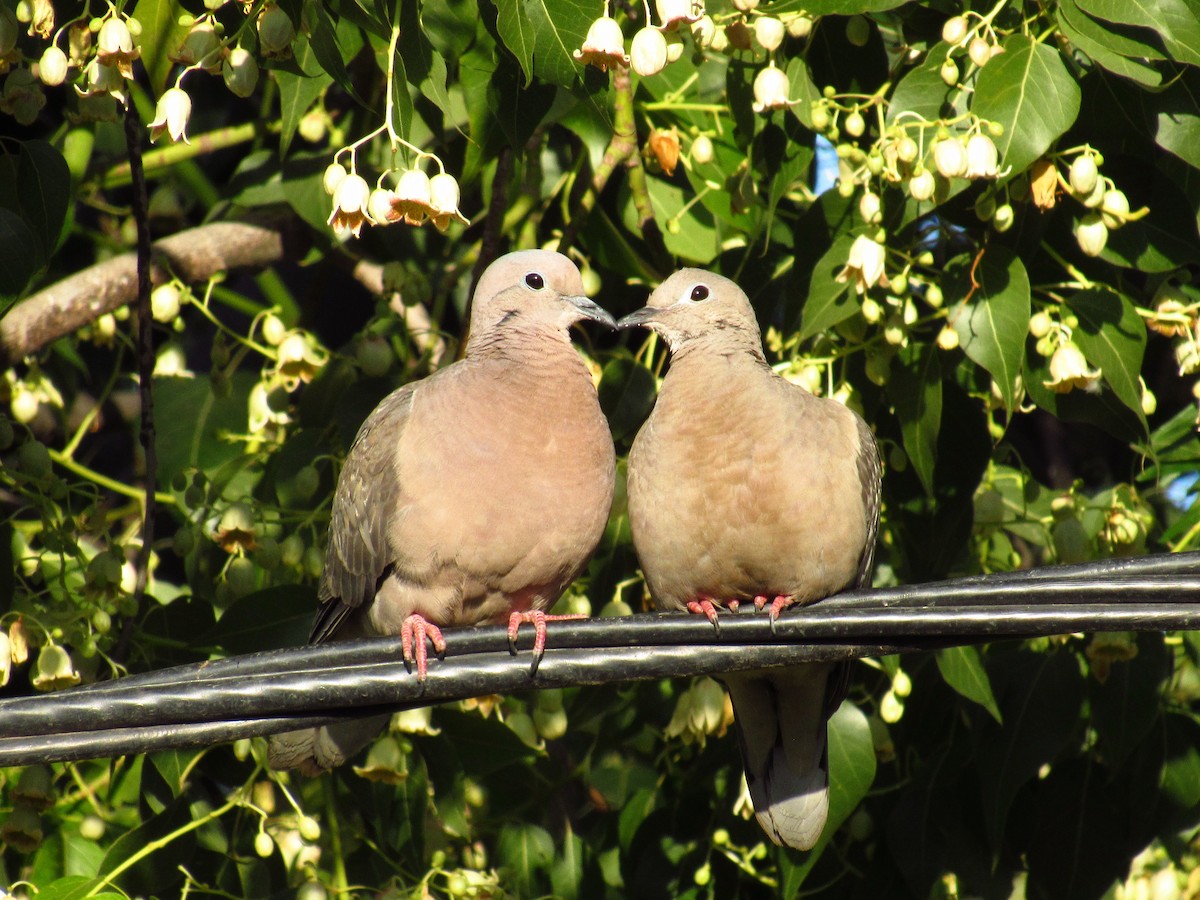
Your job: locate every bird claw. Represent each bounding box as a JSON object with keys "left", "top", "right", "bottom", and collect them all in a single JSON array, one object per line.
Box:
[
  {"left": 400, "top": 614, "right": 446, "bottom": 682},
  {"left": 508, "top": 611, "right": 586, "bottom": 676},
  {"left": 686, "top": 596, "right": 721, "bottom": 634},
  {"left": 766, "top": 595, "right": 793, "bottom": 635}
]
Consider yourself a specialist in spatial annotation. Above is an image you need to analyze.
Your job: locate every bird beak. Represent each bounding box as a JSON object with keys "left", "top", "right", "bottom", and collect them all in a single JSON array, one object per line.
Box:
[
  {"left": 617, "top": 306, "right": 661, "bottom": 330},
  {"left": 566, "top": 295, "right": 618, "bottom": 330}
]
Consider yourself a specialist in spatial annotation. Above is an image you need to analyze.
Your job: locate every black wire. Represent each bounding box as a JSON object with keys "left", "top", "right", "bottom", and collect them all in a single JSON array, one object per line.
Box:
[{"left": 0, "top": 553, "right": 1198, "bottom": 766}]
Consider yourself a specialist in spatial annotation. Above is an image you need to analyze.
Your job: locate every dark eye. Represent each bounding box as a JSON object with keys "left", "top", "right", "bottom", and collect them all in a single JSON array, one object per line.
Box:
[
  {"left": 525, "top": 273, "right": 545, "bottom": 290},
  {"left": 690, "top": 285, "right": 709, "bottom": 301}
]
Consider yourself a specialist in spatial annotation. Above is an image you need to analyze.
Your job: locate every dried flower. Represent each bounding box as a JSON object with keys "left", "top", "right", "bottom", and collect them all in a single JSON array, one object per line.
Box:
[
  {"left": 646, "top": 127, "right": 680, "bottom": 175},
  {"left": 1, "top": 68, "right": 46, "bottom": 125},
  {"left": 148, "top": 87, "right": 192, "bottom": 144},
  {"left": 1043, "top": 342, "right": 1100, "bottom": 393},
  {"left": 836, "top": 234, "right": 889, "bottom": 295},
  {"left": 573, "top": 16, "right": 628, "bottom": 72},
  {"left": 327, "top": 171, "right": 371, "bottom": 237},
  {"left": 1029, "top": 158, "right": 1059, "bottom": 209}
]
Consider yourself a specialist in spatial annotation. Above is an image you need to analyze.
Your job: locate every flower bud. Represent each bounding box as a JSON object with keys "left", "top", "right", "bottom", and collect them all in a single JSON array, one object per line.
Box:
[
  {"left": 968, "top": 36, "right": 991, "bottom": 68},
  {"left": 932, "top": 137, "right": 967, "bottom": 178},
  {"left": 38, "top": 46, "right": 69, "bottom": 86},
  {"left": 1075, "top": 212, "right": 1108, "bottom": 257},
  {"left": 665, "top": 31, "right": 684, "bottom": 62},
  {"left": 896, "top": 136, "right": 918, "bottom": 164},
  {"left": 1099, "top": 189, "right": 1129, "bottom": 230},
  {"left": 151, "top": 284, "right": 182, "bottom": 321},
  {"left": 367, "top": 187, "right": 398, "bottom": 224},
  {"left": 1028, "top": 310, "right": 1052, "bottom": 338},
  {"left": 691, "top": 134, "right": 714, "bottom": 164},
  {"left": 322, "top": 162, "right": 347, "bottom": 195},
  {"left": 993, "top": 203, "right": 1014, "bottom": 232},
  {"left": 222, "top": 47, "right": 259, "bottom": 97},
  {"left": 844, "top": 110, "right": 865, "bottom": 138},
  {"left": 754, "top": 16, "right": 785, "bottom": 52},
  {"left": 173, "top": 22, "right": 221, "bottom": 71},
  {"left": 941, "top": 15, "right": 968, "bottom": 45},
  {"left": 940, "top": 57, "right": 959, "bottom": 86},
  {"left": 845, "top": 15, "right": 869, "bottom": 47},
  {"left": 257, "top": 5, "right": 295, "bottom": 57},
  {"left": 908, "top": 168, "right": 935, "bottom": 201},
  {"left": 858, "top": 191, "right": 881, "bottom": 224},
  {"left": 732, "top": 0, "right": 758, "bottom": 11},
  {"left": 630, "top": 27, "right": 668, "bottom": 77},
  {"left": 936, "top": 324, "right": 959, "bottom": 350},
  {"left": 752, "top": 65, "right": 791, "bottom": 113},
  {"left": 1068, "top": 154, "right": 1098, "bottom": 196},
  {"left": 691, "top": 15, "right": 715, "bottom": 48},
  {"left": 1045, "top": 341, "right": 1100, "bottom": 392},
  {"left": 787, "top": 13, "right": 816, "bottom": 38}
]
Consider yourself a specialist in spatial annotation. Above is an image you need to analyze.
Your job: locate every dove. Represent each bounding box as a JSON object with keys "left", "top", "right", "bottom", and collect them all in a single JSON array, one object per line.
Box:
[
  {"left": 618, "top": 269, "right": 881, "bottom": 850},
  {"left": 268, "top": 250, "right": 617, "bottom": 774}
]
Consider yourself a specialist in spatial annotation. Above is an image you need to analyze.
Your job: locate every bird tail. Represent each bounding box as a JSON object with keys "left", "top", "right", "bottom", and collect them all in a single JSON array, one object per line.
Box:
[
  {"left": 267, "top": 714, "right": 390, "bottom": 775},
  {"left": 725, "top": 663, "right": 836, "bottom": 851}
]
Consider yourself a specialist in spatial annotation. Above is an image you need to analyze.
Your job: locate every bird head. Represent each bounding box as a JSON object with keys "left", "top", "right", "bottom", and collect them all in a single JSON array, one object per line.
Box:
[
  {"left": 618, "top": 268, "right": 762, "bottom": 351},
  {"left": 470, "top": 250, "right": 616, "bottom": 335}
]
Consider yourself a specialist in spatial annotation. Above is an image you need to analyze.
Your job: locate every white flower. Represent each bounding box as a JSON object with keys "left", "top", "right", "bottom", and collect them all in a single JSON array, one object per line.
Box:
[
  {"left": 836, "top": 234, "right": 889, "bottom": 294},
  {"left": 389, "top": 168, "right": 435, "bottom": 226},
  {"left": 327, "top": 172, "right": 371, "bottom": 238},
  {"left": 77, "top": 58, "right": 125, "bottom": 102},
  {"left": 656, "top": 0, "right": 702, "bottom": 31},
  {"left": 630, "top": 27, "right": 668, "bottom": 77},
  {"left": 148, "top": 87, "right": 192, "bottom": 144},
  {"left": 965, "top": 133, "right": 999, "bottom": 179},
  {"left": 752, "top": 65, "right": 792, "bottom": 113},
  {"left": 429, "top": 173, "right": 469, "bottom": 232},
  {"left": 573, "top": 16, "right": 629, "bottom": 72},
  {"left": 1044, "top": 342, "right": 1100, "bottom": 394},
  {"left": 96, "top": 17, "right": 139, "bottom": 79}
]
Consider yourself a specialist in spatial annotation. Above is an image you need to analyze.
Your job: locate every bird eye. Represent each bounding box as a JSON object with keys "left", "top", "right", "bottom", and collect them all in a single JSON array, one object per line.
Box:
[
  {"left": 525, "top": 273, "right": 546, "bottom": 290},
  {"left": 690, "top": 285, "right": 710, "bottom": 301}
]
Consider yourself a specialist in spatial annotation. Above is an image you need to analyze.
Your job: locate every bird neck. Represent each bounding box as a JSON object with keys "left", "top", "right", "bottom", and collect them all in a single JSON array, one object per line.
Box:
[
  {"left": 466, "top": 324, "right": 596, "bottom": 387},
  {"left": 668, "top": 334, "right": 770, "bottom": 372}
]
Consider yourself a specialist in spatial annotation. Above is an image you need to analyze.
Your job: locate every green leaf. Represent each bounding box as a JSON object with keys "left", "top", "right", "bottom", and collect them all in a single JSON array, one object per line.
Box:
[
  {"left": 799, "top": 233, "right": 859, "bottom": 341},
  {"left": 492, "top": 0, "right": 594, "bottom": 88},
  {"left": 131, "top": 0, "right": 192, "bottom": 94},
  {"left": 975, "top": 650, "right": 1084, "bottom": 852},
  {"left": 973, "top": 34, "right": 1081, "bottom": 179},
  {"left": 548, "top": 822, "right": 584, "bottom": 900},
  {"left": 307, "top": 3, "right": 361, "bottom": 101},
  {"left": 628, "top": 176, "right": 718, "bottom": 264},
  {"left": 888, "top": 342, "right": 942, "bottom": 496},
  {"left": 17, "top": 141, "right": 69, "bottom": 258},
  {"left": 936, "top": 646, "right": 1002, "bottom": 723},
  {"left": 275, "top": 37, "right": 332, "bottom": 157},
  {"left": 771, "top": 0, "right": 904, "bottom": 12},
  {"left": 1056, "top": 0, "right": 1163, "bottom": 87},
  {"left": 888, "top": 41, "right": 967, "bottom": 126},
  {"left": 1152, "top": 69, "right": 1200, "bottom": 170},
  {"left": 154, "top": 373, "right": 254, "bottom": 486},
  {"left": 199, "top": 585, "right": 316, "bottom": 655},
  {"left": 1065, "top": 287, "right": 1147, "bottom": 429},
  {"left": 1090, "top": 633, "right": 1169, "bottom": 768},
  {"left": 0, "top": 207, "right": 42, "bottom": 298},
  {"left": 19, "top": 877, "right": 119, "bottom": 900},
  {"left": 497, "top": 822, "right": 555, "bottom": 894},
  {"left": 1076, "top": 0, "right": 1200, "bottom": 66},
  {"left": 598, "top": 355, "right": 657, "bottom": 444},
  {"left": 948, "top": 245, "right": 1030, "bottom": 411}
]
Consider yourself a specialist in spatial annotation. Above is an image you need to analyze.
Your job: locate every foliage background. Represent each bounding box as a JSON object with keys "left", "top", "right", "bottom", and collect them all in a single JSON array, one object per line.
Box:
[{"left": 1, "top": 0, "right": 1200, "bottom": 896}]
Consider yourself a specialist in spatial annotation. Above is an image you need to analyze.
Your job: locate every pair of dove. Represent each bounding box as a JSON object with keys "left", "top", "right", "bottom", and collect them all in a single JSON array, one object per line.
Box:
[{"left": 267, "top": 250, "right": 882, "bottom": 853}]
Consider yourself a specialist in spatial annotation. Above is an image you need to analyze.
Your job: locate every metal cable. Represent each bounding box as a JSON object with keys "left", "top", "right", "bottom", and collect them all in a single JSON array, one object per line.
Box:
[{"left": 0, "top": 553, "right": 1197, "bottom": 766}]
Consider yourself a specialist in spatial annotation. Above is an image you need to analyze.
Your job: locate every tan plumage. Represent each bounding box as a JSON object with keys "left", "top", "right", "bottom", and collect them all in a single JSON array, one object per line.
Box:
[
  {"left": 269, "top": 250, "right": 617, "bottom": 773},
  {"left": 620, "top": 268, "right": 881, "bottom": 850}
]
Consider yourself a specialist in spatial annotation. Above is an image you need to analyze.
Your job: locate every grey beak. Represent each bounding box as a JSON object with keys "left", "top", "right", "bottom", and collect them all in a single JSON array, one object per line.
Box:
[
  {"left": 567, "top": 295, "right": 618, "bottom": 330},
  {"left": 617, "top": 306, "right": 661, "bottom": 330}
]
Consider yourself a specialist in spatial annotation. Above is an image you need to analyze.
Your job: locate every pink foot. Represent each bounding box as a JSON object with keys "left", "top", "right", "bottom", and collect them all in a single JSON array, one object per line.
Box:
[
  {"left": 400, "top": 614, "right": 446, "bottom": 681},
  {"left": 686, "top": 596, "right": 721, "bottom": 628},
  {"left": 508, "top": 610, "right": 587, "bottom": 675},
  {"left": 767, "top": 595, "right": 794, "bottom": 621},
  {"left": 752, "top": 594, "right": 770, "bottom": 612}
]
